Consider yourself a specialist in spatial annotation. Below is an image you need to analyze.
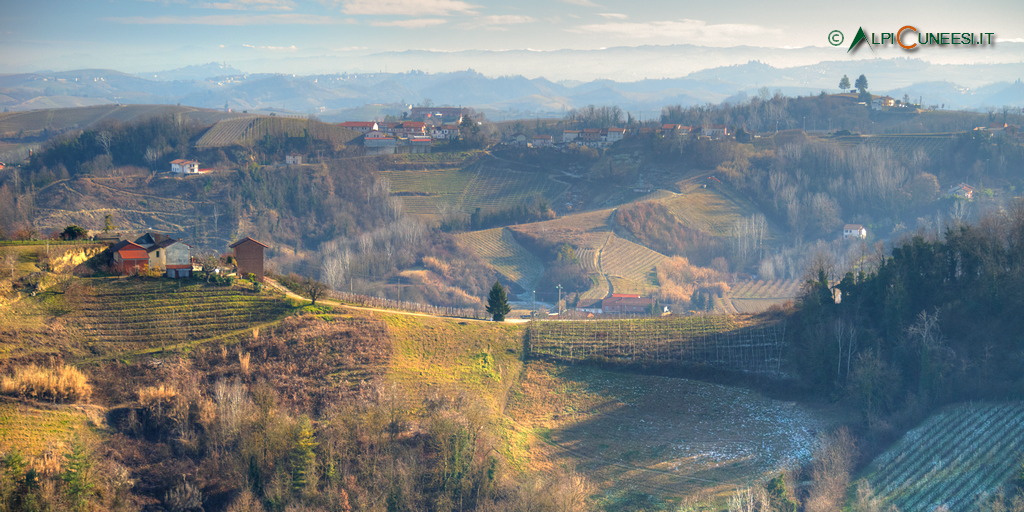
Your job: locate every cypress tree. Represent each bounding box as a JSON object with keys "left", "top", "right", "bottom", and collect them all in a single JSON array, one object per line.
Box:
[{"left": 486, "top": 281, "right": 511, "bottom": 322}]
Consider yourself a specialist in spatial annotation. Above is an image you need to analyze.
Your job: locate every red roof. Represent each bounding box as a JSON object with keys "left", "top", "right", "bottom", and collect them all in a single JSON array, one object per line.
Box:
[
  {"left": 112, "top": 241, "right": 149, "bottom": 260},
  {"left": 611, "top": 293, "right": 641, "bottom": 298}
]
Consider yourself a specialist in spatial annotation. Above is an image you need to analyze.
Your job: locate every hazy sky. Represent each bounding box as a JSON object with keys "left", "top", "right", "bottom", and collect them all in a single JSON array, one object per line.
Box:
[{"left": 2, "top": 0, "right": 1023, "bottom": 74}]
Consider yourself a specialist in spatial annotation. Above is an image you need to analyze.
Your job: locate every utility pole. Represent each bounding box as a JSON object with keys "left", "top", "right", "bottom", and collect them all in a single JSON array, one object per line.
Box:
[{"left": 556, "top": 284, "right": 563, "bottom": 316}]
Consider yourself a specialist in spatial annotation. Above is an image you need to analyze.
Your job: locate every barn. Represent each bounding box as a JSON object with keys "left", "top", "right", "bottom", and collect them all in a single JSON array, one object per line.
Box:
[
  {"left": 230, "top": 237, "right": 269, "bottom": 282},
  {"left": 111, "top": 241, "right": 149, "bottom": 274}
]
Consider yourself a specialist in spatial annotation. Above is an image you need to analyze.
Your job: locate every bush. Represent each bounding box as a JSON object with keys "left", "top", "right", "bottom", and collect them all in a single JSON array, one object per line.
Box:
[{"left": 0, "top": 364, "right": 92, "bottom": 403}]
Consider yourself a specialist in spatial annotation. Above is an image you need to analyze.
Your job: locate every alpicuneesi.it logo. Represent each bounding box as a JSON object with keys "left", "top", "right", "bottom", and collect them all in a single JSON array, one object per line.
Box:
[{"left": 828, "top": 27, "right": 995, "bottom": 52}]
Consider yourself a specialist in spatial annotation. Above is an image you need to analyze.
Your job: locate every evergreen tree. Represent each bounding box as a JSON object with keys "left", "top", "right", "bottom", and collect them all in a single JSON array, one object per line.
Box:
[
  {"left": 839, "top": 75, "right": 851, "bottom": 92},
  {"left": 60, "top": 225, "right": 88, "bottom": 241},
  {"left": 485, "top": 281, "right": 511, "bottom": 322},
  {"left": 855, "top": 74, "right": 869, "bottom": 93},
  {"left": 290, "top": 415, "right": 317, "bottom": 494},
  {"left": 61, "top": 440, "right": 95, "bottom": 512}
]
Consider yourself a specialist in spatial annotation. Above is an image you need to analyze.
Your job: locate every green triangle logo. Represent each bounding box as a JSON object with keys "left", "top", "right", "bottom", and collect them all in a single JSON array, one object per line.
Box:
[{"left": 848, "top": 27, "right": 869, "bottom": 53}]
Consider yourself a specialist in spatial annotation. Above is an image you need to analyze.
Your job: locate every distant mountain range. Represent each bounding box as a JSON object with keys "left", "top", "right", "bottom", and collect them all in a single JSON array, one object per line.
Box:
[{"left": 2, "top": 51, "right": 1023, "bottom": 120}]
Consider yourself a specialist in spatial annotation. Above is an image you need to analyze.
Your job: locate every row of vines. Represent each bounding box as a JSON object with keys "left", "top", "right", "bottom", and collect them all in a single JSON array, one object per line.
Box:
[{"left": 526, "top": 315, "right": 788, "bottom": 377}]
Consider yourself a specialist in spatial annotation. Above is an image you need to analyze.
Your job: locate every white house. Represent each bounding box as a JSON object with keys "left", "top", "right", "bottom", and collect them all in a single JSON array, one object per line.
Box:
[
  {"left": 339, "top": 121, "right": 379, "bottom": 134},
  {"left": 531, "top": 134, "right": 553, "bottom": 147},
  {"left": 605, "top": 127, "right": 626, "bottom": 143},
  {"left": 285, "top": 154, "right": 303, "bottom": 165},
  {"left": 704, "top": 124, "right": 729, "bottom": 139},
  {"left": 170, "top": 159, "right": 200, "bottom": 174},
  {"left": 562, "top": 130, "right": 580, "bottom": 143},
  {"left": 843, "top": 224, "right": 867, "bottom": 240}
]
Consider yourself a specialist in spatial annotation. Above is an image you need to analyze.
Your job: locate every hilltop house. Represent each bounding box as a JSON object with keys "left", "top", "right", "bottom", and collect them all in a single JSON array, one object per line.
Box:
[
  {"left": 430, "top": 124, "right": 461, "bottom": 140},
  {"left": 170, "top": 159, "right": 200, "bottom": 174},
  {"left": 605, "top": 127, "right": 627, "bottom": 143},
  {"left": 704, "top": 125, "right": 729, "bottom": 139},
  {"left": 531, "top": 134, "right": 553, "bottom": 147},
  {"left": 231, "top": 237, "right": 269, "bottom": 282},
  {"left": 339, "top": 121, "right": 379, "bottom": 134},
  {"left": 601, "top": 294, "right": 654, "bottom": 315},
  {"left": 948, "top": 183, "right": 974, "bottom": 199},
  {"left": 576, "top": 294, "right": 654, "bottom": 315},
  {"left": 843, "top": 224, "right": 867, "bottom": 240},
  {"left": 134, "top": 232, "right": 192, "bottom": 278}
]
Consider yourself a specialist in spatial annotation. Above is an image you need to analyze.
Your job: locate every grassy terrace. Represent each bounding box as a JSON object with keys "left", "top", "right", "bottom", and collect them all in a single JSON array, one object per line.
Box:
[{"left": 70, "top": 278, "right": 294, "bottom": 359}]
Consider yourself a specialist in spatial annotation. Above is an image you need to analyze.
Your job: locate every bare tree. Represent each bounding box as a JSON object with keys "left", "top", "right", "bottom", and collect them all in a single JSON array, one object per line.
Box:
[
  {"left": 805, "top": 427, "right": 858, "bottom": 512},
  {"left": 302, "top": 277, "right": 328, "bottom": 306}
]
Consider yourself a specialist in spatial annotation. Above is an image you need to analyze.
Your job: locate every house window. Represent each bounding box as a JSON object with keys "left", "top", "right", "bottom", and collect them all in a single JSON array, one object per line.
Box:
[{"left": 156, "top": 251, "right": 161, "bottom": 258}]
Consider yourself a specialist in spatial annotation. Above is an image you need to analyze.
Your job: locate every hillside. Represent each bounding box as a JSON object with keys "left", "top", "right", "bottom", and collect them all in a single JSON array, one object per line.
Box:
[
  {"left": 859, "top": 403, "right": 1024, "bottom": 512},
  {"left": 0, "top": 272, "right": 843, "bottom": 511}
]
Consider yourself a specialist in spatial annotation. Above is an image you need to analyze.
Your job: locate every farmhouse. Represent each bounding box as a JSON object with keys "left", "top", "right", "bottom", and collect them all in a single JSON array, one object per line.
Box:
[
  {"left": 339, "top": 121, "right": 379, "bottom": 134},
  {"left": 231, "top": 237, "right": 269, "bottom": 282},
  {"left": 134, "top": 232, "right": 193, "bottom": 278},
  {"left": 562, "top": 130, "right": 580, "bottom": 143},
  {"left": 409, "top": 106, "right": 467, "bottom": 123},
  {"left": 843, "top": 224, "right": 867, "bottom": 240},
  {"left": 531, "top": 134, "right": 553, "bottom": 147},
  {"left": 285, "top": 154, "right": 303, "bottom": 165},
  {"left": 948, "top": 183, "right": 974, "bottom": 199},
  {"left": 170, "top": 159, "right": 200, "bottom": 174},
  {"left": 111, "top": 241, "right": 149, "bottom": 275},
  {"left": 364, "top": 131, "right": 397, "bottom": 155},
  {"left": 704, "top": 124, "right": 729, "bottom": 139},
  {"left": 605, "top": 127, "right": 626, "bottom": 143},
  {"left": 600, "top": 294, "right": 655, "bottom": 315},
  {"left": 431, "top": 124, "right": 461, "bottom": 140}
]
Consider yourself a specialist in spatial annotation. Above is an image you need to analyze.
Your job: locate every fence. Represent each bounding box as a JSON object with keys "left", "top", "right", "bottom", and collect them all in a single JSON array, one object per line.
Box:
[
  {"left": 526, "top": 315, "right": 788, "bottom": 378},
  {"left": 326, "top": 289, "right": 488, "bottom": 320}
]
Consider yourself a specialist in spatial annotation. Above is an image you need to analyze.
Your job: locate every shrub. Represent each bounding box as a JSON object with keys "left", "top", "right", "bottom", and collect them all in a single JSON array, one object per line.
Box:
[{"left": 0, "top": 364, "right": 92, "bottom": 403}]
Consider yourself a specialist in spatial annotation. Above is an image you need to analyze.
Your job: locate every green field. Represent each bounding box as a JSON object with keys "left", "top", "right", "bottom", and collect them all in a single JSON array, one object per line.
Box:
[{"left": 861, "top": 402, "right": 1024, "bottom": 512}]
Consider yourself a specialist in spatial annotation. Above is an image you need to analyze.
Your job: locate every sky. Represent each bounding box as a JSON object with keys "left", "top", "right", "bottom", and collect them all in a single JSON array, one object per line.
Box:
[{"left": 2, "top": 0, "right": 1023, "bottom": 76}]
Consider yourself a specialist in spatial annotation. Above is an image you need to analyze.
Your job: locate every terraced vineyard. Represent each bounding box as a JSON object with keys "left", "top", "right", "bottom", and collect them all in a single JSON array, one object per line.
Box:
[
  {"left": 510, "top": 209, "right": 614, "bottom": 247},
  {"left": 862, "top": 403, "right": 1024, "bottom": 512},
  {"left": 728, "top": 280, "right": 802, "bottom": 314},
  {"left": 832, "top": 133, "right": 956, "bottom": 155},
  {"left": 195, "top": 116, "right": 360, "bottom": 148},
  {"left": 0, "top": 401, "right": 94, "bottom": 469},
  {"left": 454, "top": 227, "right": 544, "bottom": 291},
  {"left": 71, "top": 279, "right": 293, "bottom": 357},
  {"left": 658, "top": 183, "right": 748, "bottom": 236},
  {"left": 528, "top": 316, "right": 788, "bottom": 376},
  {"left": 0, "top": 104, "right": 242, "bottom": 138},
  {"left": 379, "top": 166, "right": 569, "bottom": 218},
  {"left": 601, "top": 235, "right": 667, "bottom": 284}
]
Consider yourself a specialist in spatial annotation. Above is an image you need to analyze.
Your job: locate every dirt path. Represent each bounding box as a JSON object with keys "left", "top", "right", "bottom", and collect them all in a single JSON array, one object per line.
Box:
[{"left": 264, "top": 278, "right": 529, "bottom": 324}]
